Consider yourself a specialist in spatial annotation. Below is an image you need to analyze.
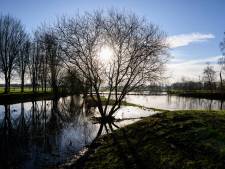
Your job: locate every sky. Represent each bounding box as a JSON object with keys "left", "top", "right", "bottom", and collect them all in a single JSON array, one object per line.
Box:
[{"left": 1, "top": 0, "right": 225, "bottom": 83}]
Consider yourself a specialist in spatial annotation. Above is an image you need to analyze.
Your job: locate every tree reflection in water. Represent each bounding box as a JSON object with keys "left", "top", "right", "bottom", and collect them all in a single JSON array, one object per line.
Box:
[
  {"left": 0, "top": 96, "right": 108, "bottom": 169},
  {"left": 1, "top": 95, "right": 224, "bottom": 168}
]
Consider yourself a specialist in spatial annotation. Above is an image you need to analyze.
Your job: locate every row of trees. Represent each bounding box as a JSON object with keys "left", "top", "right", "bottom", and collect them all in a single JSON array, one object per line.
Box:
[
  {"left": 0, "top": 15, "right": 27, "bottom": 93},
  {"left": 0, "top": 10, "right": 169, "bottom": 118},
  {"left": 170, "top": 63, "right": 224, "bottom": 92},
  {"left": 0, "top": 15, "right": 84, "bottom": 94}
]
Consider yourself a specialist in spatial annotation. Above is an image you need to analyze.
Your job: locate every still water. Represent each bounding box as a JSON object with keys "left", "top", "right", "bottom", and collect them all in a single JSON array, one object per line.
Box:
[
  {"left": 125, "top": 95, "right": 225, "bottom": 110},
  {"left": 0, "top": 95, "right": 153, "bottom": 169},
  {"left": 0, "top": 94, "right": 224, "bottom": 169}
]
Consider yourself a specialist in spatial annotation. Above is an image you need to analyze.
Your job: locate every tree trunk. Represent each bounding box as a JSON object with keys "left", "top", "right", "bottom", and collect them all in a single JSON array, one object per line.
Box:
[
  {"left": 21, "top": 73, "right": 24, "bottom": 92},
  {"left": 4, "top": 78, "right": 8, "bottom": 94},
  {"left": 220, "top": 71, "right": 223, "bottom": 92},
  {"left": 44, "top": 77, "right": 47, "bottom": 93},
  {"left": 4, "top": 75, "right": 10, "bottom": 94},
  {"left": 52, "top": 79, "right": 58, "bottom": 95},
  {"left": 32, "top": 72, "right": 36, "bottom": 93}
]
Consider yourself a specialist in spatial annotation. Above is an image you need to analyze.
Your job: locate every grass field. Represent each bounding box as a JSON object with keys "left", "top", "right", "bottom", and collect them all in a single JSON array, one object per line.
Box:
[
  {"left": 0, "top": 87, "right": 65, "bottom": 104},
  {"left": 71, "top": 110, "right": 225, "bottom": 169},
  {"left": 0, "top": 87, "right": 52, "bottom": 94}
]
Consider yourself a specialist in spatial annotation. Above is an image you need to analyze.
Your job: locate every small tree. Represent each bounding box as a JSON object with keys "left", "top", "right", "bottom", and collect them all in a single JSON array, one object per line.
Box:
[
  {"left": 57, "top": 10, "right": 169, "bottom": 120},
  {"left": 61, "top": 68, "right": 88, "bottom": 94},
  {"left": 202, "top": 63, "right": 216, "bottom": 92}
]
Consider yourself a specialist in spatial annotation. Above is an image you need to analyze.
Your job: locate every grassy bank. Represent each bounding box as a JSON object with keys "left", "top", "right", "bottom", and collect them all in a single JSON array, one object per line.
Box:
[
  {"left": 0, "top": 91, "right": 72, "bottom": 104},
  {"left": 69, "top": 110, "right": 225, "bottom": 169},
  {"left": 0, "top": 87, "right": 53, "bottom": 93},
  {"left": 168, "top": 90, "right": 225, "bottom": 100}
]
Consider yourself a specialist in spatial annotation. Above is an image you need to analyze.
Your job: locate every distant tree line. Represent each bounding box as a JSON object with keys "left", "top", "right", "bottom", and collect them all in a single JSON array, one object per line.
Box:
[
  {"left": 169, "top": 66, "right": 218, "bottom": 92},
  {"left": 169, "top": 62, "right": 225, "bottom": 92},
  {"left": 169, "top": 32, "right": 225, "bottom": 93}
]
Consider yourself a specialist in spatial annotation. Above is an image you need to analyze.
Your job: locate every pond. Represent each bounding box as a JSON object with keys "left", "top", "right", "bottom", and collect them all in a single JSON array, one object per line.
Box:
[
  {"left": 0, "top": 94, "right": 224, "bottom": 169},
  {"left": 0, "top": 95, "right": 154, "bottom": 169}
]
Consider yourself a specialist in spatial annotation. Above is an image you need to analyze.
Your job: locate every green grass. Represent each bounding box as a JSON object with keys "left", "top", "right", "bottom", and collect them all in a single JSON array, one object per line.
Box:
[
  {"left": 73, "top": 110, "right": 225, "bottom": 169},
  {"left": 0, "top": 87, "right": 52, "bottom": 93},
  {"left": 0, "top": 87, "right": 69, "bottom": 104}
]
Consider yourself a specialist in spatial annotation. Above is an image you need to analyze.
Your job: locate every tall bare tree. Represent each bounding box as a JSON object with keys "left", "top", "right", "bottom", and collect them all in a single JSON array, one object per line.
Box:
[
  {"left": 42, "top": 32, "right": 61, "bottom": 94},
  {"left": 29, "top": 37, "right": 41, "bottom": 93},
  {"left": 17, "top": 39, "right": 31, "bottom": 92},
  {"left": 218, "top": 57, "right": 225, "bottom": 91},
  {"left": 57, "top": 10, "right": 169, "bottom": 120},
  {"left": 0, "top": 15, "right": 27, "bottom": 93},
  {"left": 31, "top": 29, "right": 48, "bottom": 92},
  {"left": 219, "top": 32, "right": 225, "bottom": 91},
  {"left": 34, "top": 26, "right": 63, "bottom": 94}
]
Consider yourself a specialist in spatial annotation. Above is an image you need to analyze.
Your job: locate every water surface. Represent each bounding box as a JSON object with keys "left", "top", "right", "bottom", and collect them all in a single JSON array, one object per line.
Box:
[
  {"left": 125, "top": 95, "right": 225, "bottom": 110},
  {"left": 0, "top": 95, "right": 154, "bottom": 169},
  {"left": 1, "top": 94, "right": 224, "bottom": 169}
]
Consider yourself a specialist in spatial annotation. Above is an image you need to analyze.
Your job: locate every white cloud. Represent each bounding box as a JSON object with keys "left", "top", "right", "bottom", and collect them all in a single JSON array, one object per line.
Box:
[
  {"left": 167, "top": 55, "right": 222, "bottom": 83},
  {"left": 167, "top": 33, "right": 215, "bottom": 48}
]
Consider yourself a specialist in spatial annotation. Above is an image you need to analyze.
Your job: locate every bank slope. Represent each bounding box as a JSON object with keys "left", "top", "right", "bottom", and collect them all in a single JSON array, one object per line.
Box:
[{"left": 73, "top": 110, "right": 225, "bottom": 169}]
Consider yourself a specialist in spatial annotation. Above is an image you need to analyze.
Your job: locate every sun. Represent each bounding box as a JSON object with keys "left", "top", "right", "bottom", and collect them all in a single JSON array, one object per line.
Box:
[{"left": 98, "top": 46, "right": 113, "bottom": 62}]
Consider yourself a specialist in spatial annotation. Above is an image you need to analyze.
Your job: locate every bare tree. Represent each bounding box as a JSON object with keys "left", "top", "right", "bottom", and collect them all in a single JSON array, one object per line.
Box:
[
  {"left": 34, "top": 26, "right": 63, "bottom": 94},
  {"left": 29, "top": 37, "right": 41, "bottom": 93},
  {"left": 57, "top": 10, "right": 169, "bottom": 120},
  {"left": 17, "top": 39, "right": 31, "bottom": 92},
  {"left": 203, "top": 63, "right": 216, "bottom": 92},
  {"left": 218, "top": 57, "right": 225, "bottom": 91},
  {"left": 0, "top": 15, "right": 27, "bottom": 93},
  {"left": 219, "top": 33, "right": 225, "bottom": 91},
  {"left": 31, "top": 29, "right": 48, "bottom": 92},
  {"left": 61, "top": 68, "right": 90, "bottom": 94},
  {"left": 42, "top": 32, "right": 61, "bottom": 94},
  {"left": 220, "top": 32, "right": 225, "bottom": 55}
]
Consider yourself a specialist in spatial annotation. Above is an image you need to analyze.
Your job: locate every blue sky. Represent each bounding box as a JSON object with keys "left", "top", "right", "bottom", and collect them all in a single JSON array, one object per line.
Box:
[{"left": 1, "top": 0, "right": 225, "bottom": 82}]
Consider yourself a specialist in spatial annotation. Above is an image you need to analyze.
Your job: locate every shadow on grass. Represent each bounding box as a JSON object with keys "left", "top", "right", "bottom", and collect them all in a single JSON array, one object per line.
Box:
[{"left": 71, "top": 110, "right": 225, "bottom": 169}]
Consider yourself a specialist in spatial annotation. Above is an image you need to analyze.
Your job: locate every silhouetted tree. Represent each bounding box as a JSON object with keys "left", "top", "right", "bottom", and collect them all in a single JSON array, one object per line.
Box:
[
  {"left": 16, "top": 39, "right": 31, "bottom": 92},
  {"left": 203, "top": 63, "right": 216, "bottom": 92},
  {"left": 219, "top": 33, "right": 225, "bottom": 91},
  {"left": 61, "top": 68, "right": 89, "bottom": 94},
  {"left": 218, "top": 57, "right": 225, "bottom": 91},
  {"left": 0, "top": 15, "right": 27, "bottom": 93},
  {"left": 29, "top": 37, "right": 41, "bottom": 92},
  {"left": 42, "top": 32, "right": 61, "bottom": 94},
  {"left": 35, "top": 26, "right": 63, "bottom": 94},
  {"left": 32, "top": 29, "right": 48, "bottom": 92},
  {"left": 57, "top": 10, "right": 169, "bottom": 119}
]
